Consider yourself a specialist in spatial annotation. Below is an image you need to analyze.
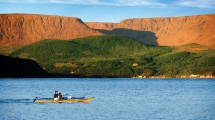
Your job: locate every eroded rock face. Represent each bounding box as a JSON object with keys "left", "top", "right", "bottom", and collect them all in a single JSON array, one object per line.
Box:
[
  {"left": 0, "top": 14, "right": 102, "bottom": 46},
  {"left": 86, "top": 14, "right": 215, "bottom": 49}
]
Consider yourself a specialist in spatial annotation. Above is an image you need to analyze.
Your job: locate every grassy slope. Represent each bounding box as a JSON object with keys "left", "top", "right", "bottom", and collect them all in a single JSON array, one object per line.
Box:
[
  {"left": 8, "top": 35, "right": 215, "bottom": 77},
  {"left": 0, "top": 46, "right": 23, "bottom": 56}
]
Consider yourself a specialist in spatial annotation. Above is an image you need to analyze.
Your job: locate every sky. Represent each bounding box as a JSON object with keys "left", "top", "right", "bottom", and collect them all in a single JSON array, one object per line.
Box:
[{"left": 0, "top": 0, "right": 214, "bottom": 22}]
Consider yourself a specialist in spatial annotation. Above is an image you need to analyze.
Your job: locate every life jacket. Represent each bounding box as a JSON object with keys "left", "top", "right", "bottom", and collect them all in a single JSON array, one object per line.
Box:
[
  {"left": 54, "top": 93, "right": 58, "bottom": 98},
  {"left": 58, "top": 94, "right": 62, "bottom": 100}
]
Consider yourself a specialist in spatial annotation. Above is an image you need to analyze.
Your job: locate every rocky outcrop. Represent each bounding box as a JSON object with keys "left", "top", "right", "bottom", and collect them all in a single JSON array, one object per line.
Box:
[
  {"left": 0, "top": 14, "right": 103, "bottom": 46},
  {"left": 86, "top": 14, "right": 215, "bottom": 49}
]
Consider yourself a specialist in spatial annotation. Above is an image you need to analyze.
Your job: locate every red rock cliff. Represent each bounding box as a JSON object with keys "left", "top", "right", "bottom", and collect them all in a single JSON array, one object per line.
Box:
[
  {"left": 0, "top": 14, "right": 102, "bottom": 46},
  {"left": 86, "top": 14, "right": 215, "bottom": 49}
]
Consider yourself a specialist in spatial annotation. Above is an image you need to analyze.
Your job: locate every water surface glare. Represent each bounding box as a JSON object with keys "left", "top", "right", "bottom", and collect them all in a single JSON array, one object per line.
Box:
[{"left": 0, "top": 78, "right": 215, "bottom": 120}]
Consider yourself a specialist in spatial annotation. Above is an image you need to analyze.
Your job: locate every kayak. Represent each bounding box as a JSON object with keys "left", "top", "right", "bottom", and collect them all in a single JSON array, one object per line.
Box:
[{"left": 34, "top": 96, "right": 94, "bottom": 103}]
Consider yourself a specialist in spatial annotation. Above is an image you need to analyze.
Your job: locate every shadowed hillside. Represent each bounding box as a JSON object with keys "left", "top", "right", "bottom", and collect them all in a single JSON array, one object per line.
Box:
[
  {"left": 94, "top": 28, "right": 158, "bottom": 45},
  {"left": 0, "top": 54, "right": 83, "bottom": 78},
  {"left": 0, "top": 14, "right": 102, "bottom": 46},
  {"left": 0, "top": 55, "right": 49, "bottom": 78},
  {"left": 86, "top": 14, "right": 215, "bottom": 49}
]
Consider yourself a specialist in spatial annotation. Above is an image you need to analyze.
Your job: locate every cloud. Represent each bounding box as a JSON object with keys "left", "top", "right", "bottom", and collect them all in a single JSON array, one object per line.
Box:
[
  {"left": 177, "top": 0, "right": 215, "bottom": 8},
  {"left": 0, "top": 0, "right": 166, "bottom": 7},
  {"left": 3, "top": 0, "right": 215, "bottom": 9},
  {"left": 1, "top": 0, "right": 37, "bottom": 3},
  {"left": 110, "top": 0, "right": 166, "bottom": 7}
]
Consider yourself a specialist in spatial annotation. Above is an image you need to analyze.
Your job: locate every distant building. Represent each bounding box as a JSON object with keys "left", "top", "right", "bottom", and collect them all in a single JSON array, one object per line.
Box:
[{"left": 190, "top": 74, "right": 200, "bottom": 78}]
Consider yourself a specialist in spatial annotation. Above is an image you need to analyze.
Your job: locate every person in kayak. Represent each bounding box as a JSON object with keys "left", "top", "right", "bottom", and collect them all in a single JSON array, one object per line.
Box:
[
  {"left": 54, "top": 91, "right": 58, "bottom": 99},
  {"left": 58, "top": 93, "right": 63, "bottom": 100}
]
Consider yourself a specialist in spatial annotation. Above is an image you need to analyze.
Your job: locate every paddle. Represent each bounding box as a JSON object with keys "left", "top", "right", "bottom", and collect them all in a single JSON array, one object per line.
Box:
[{"left": 34, "top": 97, "right": 37, "bottom": 102}]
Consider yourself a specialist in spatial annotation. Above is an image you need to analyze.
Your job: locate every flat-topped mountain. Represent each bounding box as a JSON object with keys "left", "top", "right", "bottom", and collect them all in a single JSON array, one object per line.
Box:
[
  {"left": 0, "top": 14, "right": 102, "bottom": 46},
  {"left": 0, "top": 14, "right": 215, "bottom": 49},
  {"left": 86, "top": 14, "right": 215, "bottom": 49}
]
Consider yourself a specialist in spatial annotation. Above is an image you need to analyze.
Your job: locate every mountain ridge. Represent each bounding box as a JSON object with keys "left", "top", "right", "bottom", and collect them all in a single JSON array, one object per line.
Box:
[{"left": 85, "top": 14, "right": 215, "bottom": 49}]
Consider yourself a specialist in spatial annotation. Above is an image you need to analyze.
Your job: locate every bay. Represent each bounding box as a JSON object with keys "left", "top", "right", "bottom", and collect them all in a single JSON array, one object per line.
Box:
[{"left": 0, "top": 78, "right": 215, "bottom": 120}]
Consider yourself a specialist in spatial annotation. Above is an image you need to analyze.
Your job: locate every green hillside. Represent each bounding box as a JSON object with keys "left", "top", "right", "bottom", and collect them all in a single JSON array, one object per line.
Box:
[{"left": 9, "top": 35, "right": 215, "bottom": 77}]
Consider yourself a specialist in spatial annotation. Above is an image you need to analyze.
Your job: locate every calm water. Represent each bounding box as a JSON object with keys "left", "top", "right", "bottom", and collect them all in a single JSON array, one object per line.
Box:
[{"left": 0, "top": 78, "right": 215, "bottom": 120}]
